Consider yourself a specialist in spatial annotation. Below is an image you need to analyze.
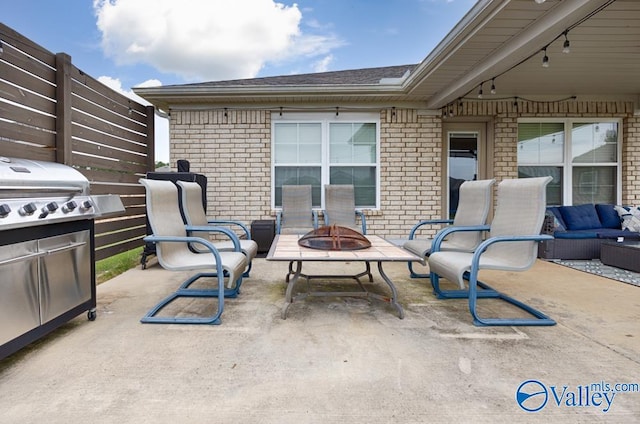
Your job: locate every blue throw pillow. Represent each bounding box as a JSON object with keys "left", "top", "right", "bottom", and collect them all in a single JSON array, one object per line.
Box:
[
  {"left": 559, "top": 204, "right": 602, "bottom": 231},
  {"left": 595, "top": 204, "right": 621, "bottom": 229}
]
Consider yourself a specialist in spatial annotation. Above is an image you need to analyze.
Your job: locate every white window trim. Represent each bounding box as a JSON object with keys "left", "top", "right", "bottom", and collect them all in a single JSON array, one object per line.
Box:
[
  {"left": 271, "top": 112, "right": 381, "bottom": 210},
  {"left": 517, "top": 117, "right": 622, "bottom": 205}
]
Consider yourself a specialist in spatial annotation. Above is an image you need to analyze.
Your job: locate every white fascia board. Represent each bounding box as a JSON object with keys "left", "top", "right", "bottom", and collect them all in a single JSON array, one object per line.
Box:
[{"left": 400, "top": 0, "right": 503, "bottom": 92}]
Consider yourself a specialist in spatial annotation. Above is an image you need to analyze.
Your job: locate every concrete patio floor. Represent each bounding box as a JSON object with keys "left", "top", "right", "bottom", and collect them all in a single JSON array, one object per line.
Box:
[{"left": 1, "top": 257, "right": 639, "bottom": 423}]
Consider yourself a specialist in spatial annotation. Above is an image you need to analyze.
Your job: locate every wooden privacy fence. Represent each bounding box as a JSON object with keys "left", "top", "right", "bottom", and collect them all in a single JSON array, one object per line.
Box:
[{"left": 0, "top": 23, "right": 153, "bottom": 261}]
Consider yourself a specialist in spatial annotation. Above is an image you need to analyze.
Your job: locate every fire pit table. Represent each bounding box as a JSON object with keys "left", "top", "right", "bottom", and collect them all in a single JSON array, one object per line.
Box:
[{"left": 266, "top": 234, "right": 423, "bottom": 319}]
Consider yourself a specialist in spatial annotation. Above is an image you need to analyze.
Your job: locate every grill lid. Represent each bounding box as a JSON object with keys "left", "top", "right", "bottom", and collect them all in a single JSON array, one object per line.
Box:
[
  {"left": 0, "top": 157, "right": 124, "bottom": 230},
  {"left": 0, "top": 156, "right": 90, "bottom": 198}
]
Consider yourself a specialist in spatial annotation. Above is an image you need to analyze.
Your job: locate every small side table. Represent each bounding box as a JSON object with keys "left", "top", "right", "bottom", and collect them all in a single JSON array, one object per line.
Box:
[{"left": 600, "top": 241, "right": 640, "bottom": 273}]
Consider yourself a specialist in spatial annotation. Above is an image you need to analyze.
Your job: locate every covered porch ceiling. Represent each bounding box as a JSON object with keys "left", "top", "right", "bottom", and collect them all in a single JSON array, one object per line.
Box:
[{"left": 412, "top": 0, "right": 640, "bottom": 109}]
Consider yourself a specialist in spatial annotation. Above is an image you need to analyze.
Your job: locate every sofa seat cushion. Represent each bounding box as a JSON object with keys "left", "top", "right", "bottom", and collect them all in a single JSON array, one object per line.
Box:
[
  {"left": 559, "top": 204, "right": 601, "bottom": 230},
  {"left": 595, "top": 229, "right": 640, "bottom": 239},
  {"left": 554, "top": 228, "right": 639, "bottom": 239},
  {"left": 554, "top": 230, "right": 599, "bottom": 239}
]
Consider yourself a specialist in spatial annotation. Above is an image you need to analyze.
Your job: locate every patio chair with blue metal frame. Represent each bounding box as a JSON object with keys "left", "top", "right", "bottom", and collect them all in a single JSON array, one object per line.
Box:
[
  {"left": 276, "top": 185, "right": 318, "bottom": 235},
  {"left": 427, "top": 176, "right": 555, "bottom": 326},
  {"left": 276, "top": 185, "right": 319, "bottom": 282},
  {"left": 139, "top": 178, "right": 247, "bottom": 325},
  {"left": 323, "top": 184, "right": 373, "bottom": 282},
  {"left": 403, "top": 179, "right": 495, "bottom": 278},
  {"left": 176, "top": 180, "right": 258, "bottom": 278}
]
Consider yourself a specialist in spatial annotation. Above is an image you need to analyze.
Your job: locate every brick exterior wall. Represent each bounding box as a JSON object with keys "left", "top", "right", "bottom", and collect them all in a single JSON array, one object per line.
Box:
[
  {"left": 170, "top": 109, "right": 273, "bottom": 225},
  {"left": 623, "top": 116, "right": 640, "bottom": 204},
  {"left": 169, "top": 100, "right": 639, "bottom": 239}
]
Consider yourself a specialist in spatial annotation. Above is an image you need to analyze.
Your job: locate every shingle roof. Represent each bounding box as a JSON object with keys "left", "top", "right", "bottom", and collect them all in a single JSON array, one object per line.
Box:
[{"left": 169, "top": 64, "right": 417, "bottom": 88}]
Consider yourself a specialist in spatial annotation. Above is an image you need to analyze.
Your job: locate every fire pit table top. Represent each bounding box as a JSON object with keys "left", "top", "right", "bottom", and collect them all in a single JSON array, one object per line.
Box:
[{"left": 266, "top": 234, "right": 423, "bottom": 263}]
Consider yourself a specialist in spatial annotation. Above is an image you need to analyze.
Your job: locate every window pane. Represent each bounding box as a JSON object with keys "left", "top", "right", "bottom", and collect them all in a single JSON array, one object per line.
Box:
[
  {"left": 353, "top": 123, "right": 376, "bottom": 163},
  {"left": 274, "top": 167, "right": 321, "bottom": 207},
  {"left": 572, "top": 122, "right": 617, "bottom": 163},
  {"left": 330, "top": 123, "right": 376, "bottom": 163},
  {"left": 330, "top": 166, "right": 376, "bottom": 207},
  {"left": 274, "top": 123, "right": 321, "bottom": 164},
  {"left": 572, "top": 166, "right": 616, "bottom": 205},
  {"left": 518, "top": 166, "right": 563, "bottom": 205},
  {"left": 517, "top": 123, "right": 564, "bottom": 164}
]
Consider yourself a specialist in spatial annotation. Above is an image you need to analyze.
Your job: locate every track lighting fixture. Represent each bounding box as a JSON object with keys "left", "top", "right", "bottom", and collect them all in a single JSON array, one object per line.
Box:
[
  {"left": 477, "top": 83, "right": 483, "bottom": 99},
  {"left": 490, "top": 78, "right": 496, "bottom": 95}
]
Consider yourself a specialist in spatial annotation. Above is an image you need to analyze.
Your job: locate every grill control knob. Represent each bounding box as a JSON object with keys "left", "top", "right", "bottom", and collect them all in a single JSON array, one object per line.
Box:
[
  {"left": 80, "top": 200, "right": 93, "bottom": 211},
  {"left": 19, "top": 202, "right": 37, "bottom": 216},
  {"left": 0, "top": 203, "right": 10, "bottom": 218},
  {"left": 44, "top": 202, "right": 59, "bottom": 212},
  {"left": 62, "top": 201, "right": 78, "bottom": 213}
]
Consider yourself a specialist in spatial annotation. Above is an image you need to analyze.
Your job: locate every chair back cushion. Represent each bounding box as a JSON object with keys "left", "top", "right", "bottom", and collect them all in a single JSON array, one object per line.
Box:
[
  {"left": 559, "top": 204, "right": 601, "bottom": 230},
  {"left": 487, "top": 176, "right": 552, "bottom": 268}
]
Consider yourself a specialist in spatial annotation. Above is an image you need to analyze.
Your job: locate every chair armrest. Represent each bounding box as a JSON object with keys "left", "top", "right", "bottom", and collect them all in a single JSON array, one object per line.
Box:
[
  {"left": 184, "top": 225, "right": 242, "bottom": 252},
  {"left": 143, "top": 235, "right": 225, "bottom": 277},
  {"left": 207, "top": 219, "right": 251, "bottom": 239},
  {"left": 409, "top": 219, "right": 454, "bottom": 239},
  {"left": 431, "top": 224, "right": 491, "bottom": 253},
  {"left": 355, "top": 210, "right": 367, "bottom": 235},
  {"left": 276, "top": 211, "right": 282, "bottom": 234},
  {"left": 470, "top": 234, "right": 554, "bottom": 267}
]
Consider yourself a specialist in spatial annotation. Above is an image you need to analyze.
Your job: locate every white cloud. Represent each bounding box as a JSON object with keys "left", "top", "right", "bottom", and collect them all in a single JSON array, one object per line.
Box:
[
  {"left": 97, "top": 76, "right": 170, "bottom": 163},
  {"left": 312, "top": 55, "right": 333, "bottom": 73},
  {"left": 93, "top": 0, "right": 343, "bottom": 82}
]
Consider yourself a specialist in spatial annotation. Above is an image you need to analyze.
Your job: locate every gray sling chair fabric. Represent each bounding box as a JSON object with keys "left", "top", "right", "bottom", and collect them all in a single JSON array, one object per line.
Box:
[
  {"left": 139, "top": 178, "right": 247, "bottom": 324},
  {"left": 427, "top": 176, "right": 555, "bottom": 326},
  {"left": 276, "top": 185, "right": 318, "bottom": 235},
  {"left": 176, "top": 181, "right": 258, "bottom": 278},
  {"left": 323, "top": 184, "right": 373, "bottom": 282},
  {"left": 323, "top": 184, "right": 367, "bottom": 233},
  {"left": 403, "top": 179, "right": 495, "bottom": 278}
]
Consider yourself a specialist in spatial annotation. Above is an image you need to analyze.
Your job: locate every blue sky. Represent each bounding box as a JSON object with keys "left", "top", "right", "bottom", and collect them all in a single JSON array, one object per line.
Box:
[{"left": 2, "top": 0, "right": 475, "bottom": 162}]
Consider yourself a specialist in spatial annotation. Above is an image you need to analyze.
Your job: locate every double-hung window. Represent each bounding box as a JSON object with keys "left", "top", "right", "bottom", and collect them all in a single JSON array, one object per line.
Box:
[
  {"left": 272, "top": 113, "right": 379, "bottom": 209},
  {"left": 517, "top": 119, "right": 621, "bottom": 205}
]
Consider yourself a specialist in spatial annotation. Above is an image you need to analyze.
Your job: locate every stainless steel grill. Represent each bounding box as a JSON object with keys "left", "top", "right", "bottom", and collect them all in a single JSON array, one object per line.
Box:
[{"left": 0, "top": 156, "right": 124, "bottom": 359}]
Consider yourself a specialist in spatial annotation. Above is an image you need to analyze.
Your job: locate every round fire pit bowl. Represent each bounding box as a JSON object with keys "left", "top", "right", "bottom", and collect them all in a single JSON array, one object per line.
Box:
[{"left": 298, "top": 225, "right": 371, "bottom": 251}]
